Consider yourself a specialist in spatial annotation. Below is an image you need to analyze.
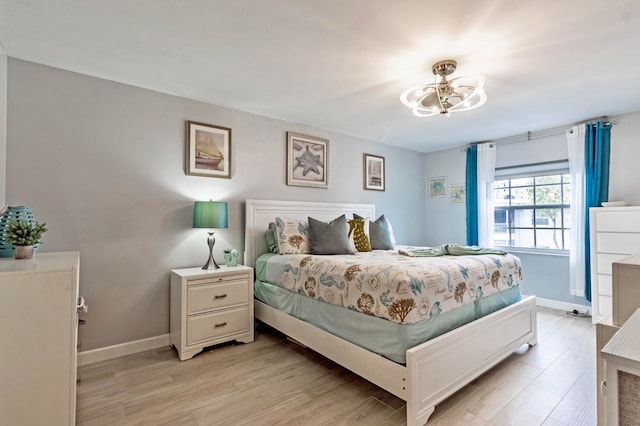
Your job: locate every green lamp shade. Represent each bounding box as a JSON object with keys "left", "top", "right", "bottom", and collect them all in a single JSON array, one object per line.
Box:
[{"left": 193, "top": 201, "right": 228, "bottom": 229}]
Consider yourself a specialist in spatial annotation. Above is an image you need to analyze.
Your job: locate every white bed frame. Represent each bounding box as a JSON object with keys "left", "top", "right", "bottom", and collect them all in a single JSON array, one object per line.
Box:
[{"left": 245, "top": 199, "right": 537, "bottom": 425}]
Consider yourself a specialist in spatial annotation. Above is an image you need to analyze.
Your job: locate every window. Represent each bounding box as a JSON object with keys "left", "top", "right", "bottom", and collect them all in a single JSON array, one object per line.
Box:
[{"left": 493, "top": 163, "right": 570, "bottom": 251}]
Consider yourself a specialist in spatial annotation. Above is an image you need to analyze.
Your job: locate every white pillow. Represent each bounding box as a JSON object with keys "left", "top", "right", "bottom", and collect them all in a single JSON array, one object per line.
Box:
[{"left": 274, "top": 217, "right": 311, "bottom": 254}]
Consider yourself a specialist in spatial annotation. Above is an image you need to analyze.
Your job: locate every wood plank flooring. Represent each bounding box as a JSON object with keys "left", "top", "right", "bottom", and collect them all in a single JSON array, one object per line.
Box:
[{"left": 77, "top": 307, "right": 596, "bottom": 425}]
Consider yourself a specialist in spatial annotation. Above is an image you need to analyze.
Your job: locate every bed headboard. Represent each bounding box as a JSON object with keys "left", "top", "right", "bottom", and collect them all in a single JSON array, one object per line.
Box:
[{"left": 244, "top": 199, "right": 376, "bottom": 268}]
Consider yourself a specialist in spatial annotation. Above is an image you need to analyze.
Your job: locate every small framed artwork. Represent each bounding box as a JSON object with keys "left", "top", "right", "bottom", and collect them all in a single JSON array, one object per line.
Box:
[
  {"left": 428, "top": 176, "right": 447, "bottom": 197},
  {"left": 363, "top": 153, "right": 385, "bottom": 191},
  {"left": 449, "top": 184, "right": 466, "bottom": 205},
  {"left": 286, "top": 132, "right": 329, "bottom": 188},
  {"left": 186, "top": 121, "right": 231, "bottom": 178}
]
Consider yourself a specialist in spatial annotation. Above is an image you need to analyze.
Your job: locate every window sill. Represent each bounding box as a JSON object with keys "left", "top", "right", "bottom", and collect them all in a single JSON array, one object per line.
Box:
[{"left": 498, "top": 247, "right": 569, "bottom": 257}]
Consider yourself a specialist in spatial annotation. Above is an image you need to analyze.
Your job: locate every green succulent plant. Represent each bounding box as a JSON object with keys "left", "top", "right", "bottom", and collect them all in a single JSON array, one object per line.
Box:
[{"left": 5, "top": 220, "right": 48, "bottom": 246}]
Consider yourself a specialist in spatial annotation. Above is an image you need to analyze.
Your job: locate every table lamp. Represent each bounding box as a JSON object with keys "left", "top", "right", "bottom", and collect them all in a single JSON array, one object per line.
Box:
[{"left": 193, "top": 201, "right": 228, "bottom": 269}]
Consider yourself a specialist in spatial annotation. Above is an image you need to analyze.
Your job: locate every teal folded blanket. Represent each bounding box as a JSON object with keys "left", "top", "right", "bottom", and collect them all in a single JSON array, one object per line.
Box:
[{"left": 398, "top": 244, "right": 507, "bottom": 257}]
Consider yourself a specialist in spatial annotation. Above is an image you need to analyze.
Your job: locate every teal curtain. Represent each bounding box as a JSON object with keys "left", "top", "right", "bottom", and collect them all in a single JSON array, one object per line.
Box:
[
  {"left": 465, "top": 145, "right": 478, "bottom": 245},
  {"left": 584, "top": 122, "right": 611, "bottom": 302}
]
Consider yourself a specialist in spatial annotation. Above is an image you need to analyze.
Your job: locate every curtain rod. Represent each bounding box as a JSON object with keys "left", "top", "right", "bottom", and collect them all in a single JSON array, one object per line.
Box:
[
  {"left": 568, "top": 119, "right": 616, "bottom": 134},
  {"left": 461, "top": 119, "right": 616, "bottom": 151}
]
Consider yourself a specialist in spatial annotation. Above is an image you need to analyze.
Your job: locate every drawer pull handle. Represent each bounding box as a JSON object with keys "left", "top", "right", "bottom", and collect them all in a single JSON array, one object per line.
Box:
[
  {"left": 214, "top": 294, "right": 227, "bottom": 299},
  {"left": 214, "top": 322, "right": 227, "bottom": 328}
]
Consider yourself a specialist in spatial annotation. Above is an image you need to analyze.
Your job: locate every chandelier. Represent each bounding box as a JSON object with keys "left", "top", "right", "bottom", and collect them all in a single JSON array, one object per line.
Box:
[{"left": 400, "top": 60, "right": 487, "bottom": 117}]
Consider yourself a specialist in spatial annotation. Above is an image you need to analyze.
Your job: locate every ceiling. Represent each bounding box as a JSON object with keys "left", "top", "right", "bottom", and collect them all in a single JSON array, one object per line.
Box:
[{"left": 1, "top": 0, "right": 639, "bottom": 153}]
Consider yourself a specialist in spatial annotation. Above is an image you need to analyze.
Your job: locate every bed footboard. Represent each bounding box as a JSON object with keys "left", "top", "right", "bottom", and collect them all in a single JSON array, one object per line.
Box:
[{"left": 405, "top": 295, "right": 537, "bottom": 425}]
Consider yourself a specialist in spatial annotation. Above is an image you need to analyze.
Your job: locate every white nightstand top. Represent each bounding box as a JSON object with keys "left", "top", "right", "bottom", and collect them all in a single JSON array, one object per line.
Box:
[{"left": 171, "top": 264, "right": 252, "bottom": 278}]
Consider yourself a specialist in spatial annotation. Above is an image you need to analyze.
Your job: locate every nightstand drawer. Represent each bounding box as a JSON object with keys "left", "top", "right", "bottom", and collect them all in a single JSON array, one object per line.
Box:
[
  {"left": 187, "top": 279, "right": 248, "bottom": 314},
  {"left": 187, "top": 307, "right": 250, "bottom": 345}
]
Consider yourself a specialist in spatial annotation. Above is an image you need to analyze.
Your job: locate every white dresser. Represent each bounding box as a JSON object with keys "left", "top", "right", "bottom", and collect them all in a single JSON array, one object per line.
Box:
[
  {"left": 589, "top": 206, "right": 640, "bottom": 323},
  {"left": 0, "top": 251, "right": 80, "bottom": 425}
]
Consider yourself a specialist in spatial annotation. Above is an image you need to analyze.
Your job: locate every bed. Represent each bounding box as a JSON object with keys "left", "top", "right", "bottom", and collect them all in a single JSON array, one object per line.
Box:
[{"left": 245, "top": 199, "right": 537, "bottom": 425}]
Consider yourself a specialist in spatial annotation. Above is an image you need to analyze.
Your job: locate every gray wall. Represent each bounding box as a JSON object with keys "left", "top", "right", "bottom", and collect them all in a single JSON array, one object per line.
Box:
[
  {"left": 608, "top": 112, "right": 640, "bottom": 206},
  {"left": 5, "top": 59, "right": 427, "bottom": 351},
  {"left": 424, "top": 148, "right": 466, "bottom": 246},
  {"left": 424, "top": 111, "right": 640, "bottom": 306}
]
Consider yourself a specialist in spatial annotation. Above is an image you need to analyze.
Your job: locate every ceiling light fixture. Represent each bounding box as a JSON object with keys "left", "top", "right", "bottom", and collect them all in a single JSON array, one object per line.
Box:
[{"left": 400, "top": 60, "right": 487, "bottom": 117}]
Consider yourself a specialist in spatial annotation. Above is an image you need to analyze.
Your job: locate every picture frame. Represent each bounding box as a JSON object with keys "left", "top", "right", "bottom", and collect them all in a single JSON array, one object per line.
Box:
[
  {"left": 286, "top": 132, "right": 329, "bottom": 188},
  {"left": 449, "top": 184, "right": 466, "bottom": 205},
  {"left": 363, "top": 153, "right": 385, "bottom": 191},
  {"left": 186, "top": 121, "right": 231, "bottom": 178},
  {"left": 428, "top": 176, "right": 447, "bottom": 197}
]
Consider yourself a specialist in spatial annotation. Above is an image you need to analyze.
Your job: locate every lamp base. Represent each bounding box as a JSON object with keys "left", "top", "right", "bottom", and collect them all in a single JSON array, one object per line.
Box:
[{"left": 202, "top": 231, "right": 220, "bottom": 270}]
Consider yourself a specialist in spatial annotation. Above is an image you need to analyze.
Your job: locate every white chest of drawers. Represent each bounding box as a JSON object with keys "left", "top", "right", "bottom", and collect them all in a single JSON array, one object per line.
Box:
[
  {"left": 170, "top": 265, "right": 254, "bottom": 360},
  {"left": 0, "top": 251, "right": 80, "bottom": 425},
  {"left": 589, "top": 206, "right": 640, "bottom": 323}
]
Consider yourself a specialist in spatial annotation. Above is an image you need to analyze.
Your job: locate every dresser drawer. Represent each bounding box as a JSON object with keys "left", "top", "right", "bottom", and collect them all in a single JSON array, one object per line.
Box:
[
  {"left": 595, "top": 211, "right": 640, "bottom": 232},
  {"left": 597, "top": 253, "right": 631, "bottom": 275},
  {"left": 596, "top": 232, "right": 640, "bottom": 254},
  {"left": 187, "top": 307, "right": 250, "bottom": 345},
  {"left": 598, "top": 294, "right": 612, "bottom": 318},
  {"left": 597, "top": 273, "right": 612, "bottom": 296},
  {"left": 187, "top": 279, "right": 248, "bottom": 314}
]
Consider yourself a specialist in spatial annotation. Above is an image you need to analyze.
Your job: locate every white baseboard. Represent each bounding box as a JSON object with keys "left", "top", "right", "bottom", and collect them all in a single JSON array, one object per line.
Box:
[
  {"left": 532, "top": 296, "right": 591, "bottom": 314},
  {"left": 78, "top": 334, "right": 171, "bottom": 366},
  {"left": 77, "top": 296, "right": 588, "bottom": 366}
]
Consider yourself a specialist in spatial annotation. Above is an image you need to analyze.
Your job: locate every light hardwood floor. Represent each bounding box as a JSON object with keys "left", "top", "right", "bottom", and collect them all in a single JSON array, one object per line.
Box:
[{"left": 77, "top": 307, "right": 596, "bottom": 425}]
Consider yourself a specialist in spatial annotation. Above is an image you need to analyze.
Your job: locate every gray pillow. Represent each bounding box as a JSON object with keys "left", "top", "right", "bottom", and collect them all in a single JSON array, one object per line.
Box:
[
  {"left": 354, "top": 213, "right": 394, "bottom": 250},
  {"left": 308, "top": 215, "right": 353, "bottom": 255}
]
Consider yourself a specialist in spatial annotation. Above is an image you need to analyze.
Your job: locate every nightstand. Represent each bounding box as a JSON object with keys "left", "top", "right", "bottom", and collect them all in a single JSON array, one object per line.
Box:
[{"left": 170, "top": 265, "right": 254, "bottom": 361}]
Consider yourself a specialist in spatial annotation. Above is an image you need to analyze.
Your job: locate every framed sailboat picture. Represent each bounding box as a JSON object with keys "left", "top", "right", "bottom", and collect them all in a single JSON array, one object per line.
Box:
[{"left": 186, "top": 121, "right": 232, "bottom": 178}]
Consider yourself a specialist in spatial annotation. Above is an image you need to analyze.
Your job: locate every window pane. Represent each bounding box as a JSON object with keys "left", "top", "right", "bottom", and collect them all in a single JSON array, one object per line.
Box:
[
  {"left": 513, "top": 209, "right": 534, "bottom": 227},
  {"left": 494, "top": 188, "right": 511, "bottom": 206},
  {"left": 562, "top": 173, "right": 571, "bottom": 183},
  {"left": 537, "top": 229, "right": 564, "bottom": 250},
  {"left": 511, "top": 177, "right": 533, "bottom": 187},
  {"left": 535, "top": 208, "right": 561, "bottom": 227},
  {"left": 494, "top": 209, "right": 507, "bottom": 226},
  {"left": 535, "top": 175, "right": 561, "bottom": 184},
  {"left": 511, "top": 228, "right": 535, "bottom": 248},
  {"left": 510, "top": 186, "right": 533, "bottom": 204},
  {"left": 563, "top": 208, "right": 571, "bottom": 227},
  {"left": 494, "top": 180, "right": 509, "bottom": 189},
  {"left": 535, "top": 185, "right": 562, "bottom": 205},
  {"left": 564, "top": 230, "right": 571, "bottom": 248}
]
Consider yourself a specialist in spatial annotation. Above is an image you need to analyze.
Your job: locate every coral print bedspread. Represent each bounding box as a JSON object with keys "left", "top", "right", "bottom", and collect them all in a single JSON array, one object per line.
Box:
[{"left": 273, "top": 248, "right": 522, "bottom": 324}]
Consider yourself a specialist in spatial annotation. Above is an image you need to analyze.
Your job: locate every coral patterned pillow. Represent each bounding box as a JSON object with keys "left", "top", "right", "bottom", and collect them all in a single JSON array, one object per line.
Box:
[{"left": 274, "top": 217, "right": 311, "bottom": 254}]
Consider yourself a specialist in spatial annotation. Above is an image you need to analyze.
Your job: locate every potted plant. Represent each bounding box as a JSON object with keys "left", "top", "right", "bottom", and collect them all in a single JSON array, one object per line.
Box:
[{"left": 5, "top": 220, "right": 47, "bottom": 259}]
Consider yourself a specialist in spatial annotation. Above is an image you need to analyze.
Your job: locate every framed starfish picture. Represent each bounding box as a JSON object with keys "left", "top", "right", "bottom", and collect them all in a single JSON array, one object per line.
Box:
[
  {"left": 286, "top": 132, "right": 329, "bottom": 188},
  {"left": 449, "top": 183, "right": 466, "bottom": 205}
]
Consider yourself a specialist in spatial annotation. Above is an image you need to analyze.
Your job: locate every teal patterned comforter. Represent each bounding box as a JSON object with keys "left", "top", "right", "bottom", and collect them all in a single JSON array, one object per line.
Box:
[{"left": 266, "top": 247, "right": 522, "bottom": 325}]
